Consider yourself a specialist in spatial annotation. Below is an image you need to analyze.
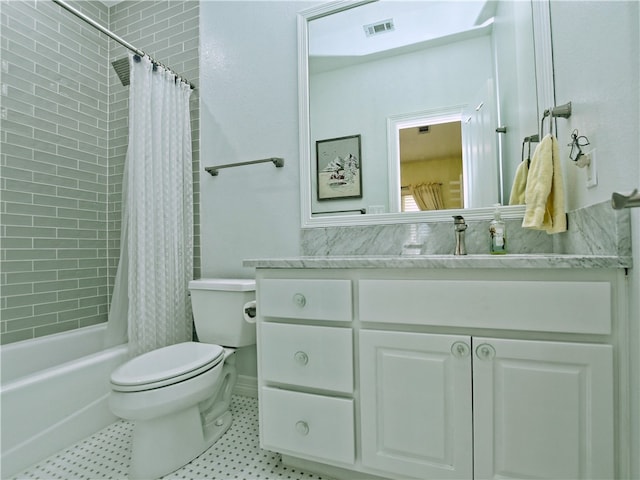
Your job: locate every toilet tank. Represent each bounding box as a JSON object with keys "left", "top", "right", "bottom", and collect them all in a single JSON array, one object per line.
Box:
[{"left": 189, "top": 278, "right": 256, "bottom": 347}]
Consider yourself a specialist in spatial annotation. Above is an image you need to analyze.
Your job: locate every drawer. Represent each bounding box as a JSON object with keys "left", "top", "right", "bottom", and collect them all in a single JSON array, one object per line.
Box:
[
  {"left": 258, "top": 279, "right": 352, "bottom": 322},
  {"left": 359, "top": 279, "right": 611, "bottom": 334},
  {"left": 260, "top": 387, "right": 355, "bottom": 465},
  {"left": 259, "top": 322, "right": 353, "bottom": 393}
]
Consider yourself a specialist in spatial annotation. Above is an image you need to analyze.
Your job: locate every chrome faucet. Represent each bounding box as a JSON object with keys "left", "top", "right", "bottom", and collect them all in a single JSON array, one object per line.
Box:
[{"left": 453, "top": 215, "right": 467, "bottom": 255}]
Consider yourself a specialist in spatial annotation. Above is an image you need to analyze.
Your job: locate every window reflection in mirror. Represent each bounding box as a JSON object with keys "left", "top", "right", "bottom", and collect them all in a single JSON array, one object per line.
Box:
[{"left": 400, "top": 121, "right": 463, "bottom": 212}]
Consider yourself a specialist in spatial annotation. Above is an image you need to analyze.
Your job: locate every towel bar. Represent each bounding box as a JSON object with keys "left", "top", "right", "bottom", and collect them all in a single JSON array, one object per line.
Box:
[
  {"left": 313, "top": 208, "right": 367, "bottom": 215},
  {"left": 611, "top": 189, "right": 640, "bottom": 209},
  {"left": 205, "top": 157, "right": 284, "bottom": 176}
]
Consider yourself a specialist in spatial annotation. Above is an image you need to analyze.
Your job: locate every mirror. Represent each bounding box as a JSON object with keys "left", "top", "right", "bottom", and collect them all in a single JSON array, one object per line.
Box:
[{"left": 299, "top": 0, "right": 556, "bottom": 227}]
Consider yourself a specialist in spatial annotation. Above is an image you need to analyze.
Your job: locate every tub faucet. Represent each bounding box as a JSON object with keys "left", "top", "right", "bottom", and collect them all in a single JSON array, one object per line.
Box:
[{"left": 452, "top": 215, "right": 467, "bottom": 255}]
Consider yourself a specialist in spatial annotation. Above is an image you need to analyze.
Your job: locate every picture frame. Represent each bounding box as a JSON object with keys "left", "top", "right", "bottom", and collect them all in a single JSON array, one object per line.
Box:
[{"left": 315, "top": 134, "right": 362, "bottom": 200}]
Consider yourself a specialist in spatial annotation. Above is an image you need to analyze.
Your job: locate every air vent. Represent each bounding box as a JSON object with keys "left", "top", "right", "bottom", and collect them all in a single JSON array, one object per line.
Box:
[
  {"left": 363, "top": 19, "right": 395, "bottom": 37},
  {"left": 418, "top": 126, "right": 430, "bottom": 134}
]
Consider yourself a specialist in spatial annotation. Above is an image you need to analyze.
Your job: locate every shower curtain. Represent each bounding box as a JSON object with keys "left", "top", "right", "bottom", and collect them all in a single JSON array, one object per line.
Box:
[{"left": 106, "top": 54, "right": 194, "bottom": 356}]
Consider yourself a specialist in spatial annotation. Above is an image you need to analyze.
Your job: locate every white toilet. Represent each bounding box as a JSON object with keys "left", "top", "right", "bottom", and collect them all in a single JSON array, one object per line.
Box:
[{"left": 109, "top": 278, "right": 256, "bottom": 479}]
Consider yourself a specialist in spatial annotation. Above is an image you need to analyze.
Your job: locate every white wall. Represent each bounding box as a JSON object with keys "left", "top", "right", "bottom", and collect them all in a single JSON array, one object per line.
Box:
[
  {"left": 199, "top": 1, "right": 303, "bottom": 280},
  {"left": 199, "top": 1, "right": 306, "bottom": 377},
  {"left": 550, "top": 1, "right": 639, "bottom": 211}
]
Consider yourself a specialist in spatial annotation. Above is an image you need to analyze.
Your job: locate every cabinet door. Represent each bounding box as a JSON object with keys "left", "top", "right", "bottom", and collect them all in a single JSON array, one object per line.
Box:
[
  {"left": 359, "top": 330, "right": 473, "bottom": 479},
  {"left": 472, "top": 337, "right": 614, "bottom": 480}
]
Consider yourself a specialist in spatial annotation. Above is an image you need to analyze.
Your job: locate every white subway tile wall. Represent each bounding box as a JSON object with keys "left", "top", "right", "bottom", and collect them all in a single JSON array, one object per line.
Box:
[{"left": 0, "top": 0, "right": 200, "bottom": 345}]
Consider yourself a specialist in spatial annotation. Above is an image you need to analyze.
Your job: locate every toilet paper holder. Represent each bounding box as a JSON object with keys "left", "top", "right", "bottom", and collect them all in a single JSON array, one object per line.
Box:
[{"left": 243, "top": 301, "right": 257, "bottom": 323}]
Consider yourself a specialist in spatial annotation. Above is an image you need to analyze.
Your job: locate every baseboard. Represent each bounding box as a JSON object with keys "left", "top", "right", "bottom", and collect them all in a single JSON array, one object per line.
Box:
[{"left": 233, "top": 374, "right": 258, "bottom": 398}]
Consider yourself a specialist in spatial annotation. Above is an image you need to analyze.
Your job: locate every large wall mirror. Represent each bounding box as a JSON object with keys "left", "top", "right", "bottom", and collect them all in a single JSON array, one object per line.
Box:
[{"left": 298, "top": 0, "right": 555, "bottom": 227}]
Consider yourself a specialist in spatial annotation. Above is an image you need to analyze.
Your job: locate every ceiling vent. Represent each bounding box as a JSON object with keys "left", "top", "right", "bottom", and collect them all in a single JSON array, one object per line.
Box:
[{"left": 363, "top": 19, "right": 395, "bottom": 37}]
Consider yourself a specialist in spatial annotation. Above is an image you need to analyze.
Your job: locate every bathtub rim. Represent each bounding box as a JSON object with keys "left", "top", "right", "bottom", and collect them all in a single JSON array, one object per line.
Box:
[{"left": 1, "top": 323, "right": 117, "bottom": 384}]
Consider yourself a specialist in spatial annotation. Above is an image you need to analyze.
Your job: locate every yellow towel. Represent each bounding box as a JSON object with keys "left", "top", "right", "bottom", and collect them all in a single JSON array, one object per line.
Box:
[
  {"left": 522, "top": 134, "right": 567, "bottom": 233},
  {"left": 509, "top": 160, "right": 529, "bottom": 205}
]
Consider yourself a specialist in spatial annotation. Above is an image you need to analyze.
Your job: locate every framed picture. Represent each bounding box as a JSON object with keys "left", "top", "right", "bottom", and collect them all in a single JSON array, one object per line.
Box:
[{"left": 316, "top": 134, "right": 362, "bottom": 200}]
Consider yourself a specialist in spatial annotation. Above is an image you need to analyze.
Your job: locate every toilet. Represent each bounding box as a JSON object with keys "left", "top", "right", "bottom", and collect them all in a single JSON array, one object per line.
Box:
[{"left": 108, "top": 278, "right": 256, "bottom": 479}]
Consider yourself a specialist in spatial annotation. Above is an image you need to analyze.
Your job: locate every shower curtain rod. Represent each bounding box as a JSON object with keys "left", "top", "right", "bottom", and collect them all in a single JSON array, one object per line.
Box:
[{"left": 51, "top": 0, "right": 195, "bottom": 89}]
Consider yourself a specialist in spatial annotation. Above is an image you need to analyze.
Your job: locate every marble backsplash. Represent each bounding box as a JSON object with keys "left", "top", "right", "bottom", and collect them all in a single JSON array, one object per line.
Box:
[{"left": 301, "top": 200, "right": 631, "bottom": 258}]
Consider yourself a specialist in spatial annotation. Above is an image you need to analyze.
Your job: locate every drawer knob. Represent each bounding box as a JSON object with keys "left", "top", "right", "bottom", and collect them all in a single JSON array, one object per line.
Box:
[
  {"left": 451, "top": 341, "right": 470, "bottom": 358},
  {"left": 294, "top": 351, "right": 309, "bottom": 365},
  {"left": 293, "top": 293, "right": 307, "bottom": 307},
  {"left": 476, "top": 343, "right": 496, "bottom": 360},
  {"left": 295, "top": 420, "right": 309, "bottom": 436}
]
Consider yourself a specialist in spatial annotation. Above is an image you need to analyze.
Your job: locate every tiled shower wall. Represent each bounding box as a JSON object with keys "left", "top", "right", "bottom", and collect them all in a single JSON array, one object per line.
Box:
[
  {"left": 0, "top": 0, "right": 200, "bottom": 345},
  {"left": 1, "top": 1, "right": 110, "bottom": 345}
]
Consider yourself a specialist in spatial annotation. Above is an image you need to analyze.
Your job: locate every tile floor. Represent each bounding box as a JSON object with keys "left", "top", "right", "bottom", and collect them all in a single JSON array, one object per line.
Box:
[{"left": 13, "top": 395, "right": 334, "bottom": 480}]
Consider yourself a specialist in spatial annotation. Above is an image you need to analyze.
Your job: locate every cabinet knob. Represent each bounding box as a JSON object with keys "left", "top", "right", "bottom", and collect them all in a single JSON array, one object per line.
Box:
[
  {"left": 293, "top": 293, "right": 307, "bottom": 307},
  {"left": 294, "top": 350, "right": 309, "bottom": 365},
  {"left": 451, "top": 341, "right": 470, "bottom": 358},
  {"left": 476, "top": 343, "right": 496, "bottom": 360},
  {"left": 295, "top": 420, "right": 309, "bottom": 436}
]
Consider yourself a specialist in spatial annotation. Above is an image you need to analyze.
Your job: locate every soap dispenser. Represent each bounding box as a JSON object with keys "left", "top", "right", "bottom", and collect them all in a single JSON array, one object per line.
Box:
[{"left": 489, "top": 204, "right": 507, "bottom": 255}]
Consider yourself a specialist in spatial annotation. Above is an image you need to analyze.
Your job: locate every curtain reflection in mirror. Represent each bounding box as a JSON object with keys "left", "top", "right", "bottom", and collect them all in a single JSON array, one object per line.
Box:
[{"left": 410, "top": 183, "right": 445, "bottom": 211}]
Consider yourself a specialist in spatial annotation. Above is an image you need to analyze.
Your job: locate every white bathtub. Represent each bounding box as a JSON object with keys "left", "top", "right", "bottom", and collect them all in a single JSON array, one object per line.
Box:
[{"left": 0, "top": 324, "right": 128, "bottom": 478}]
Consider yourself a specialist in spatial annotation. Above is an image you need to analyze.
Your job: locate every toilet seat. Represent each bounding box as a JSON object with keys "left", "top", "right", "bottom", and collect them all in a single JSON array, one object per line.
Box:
[{"left": 111, "top": 342, "right": 225, "bottom": 392}]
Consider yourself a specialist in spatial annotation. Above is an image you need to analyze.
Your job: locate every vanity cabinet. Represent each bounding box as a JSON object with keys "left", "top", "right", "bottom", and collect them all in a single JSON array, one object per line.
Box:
[
  {"left": 359, "top": 331, "right": 613, "bottom": 480},
  {"left": 254, "top": 267, "right": 624, "bottom": 480}
]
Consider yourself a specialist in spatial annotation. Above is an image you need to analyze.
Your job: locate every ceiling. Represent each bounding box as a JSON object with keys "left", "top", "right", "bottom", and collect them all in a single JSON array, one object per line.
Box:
[
  {"left": 309, "top": 0, "right": 494, "bottom": 57},
  {"left": 400, "top": 121, "right": 462, "bottom": 163}
]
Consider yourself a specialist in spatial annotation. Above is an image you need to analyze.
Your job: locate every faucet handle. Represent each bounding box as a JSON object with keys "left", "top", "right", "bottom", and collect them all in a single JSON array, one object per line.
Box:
[{"left": 452, "top": 215, "right": 467, "bottom": 230}]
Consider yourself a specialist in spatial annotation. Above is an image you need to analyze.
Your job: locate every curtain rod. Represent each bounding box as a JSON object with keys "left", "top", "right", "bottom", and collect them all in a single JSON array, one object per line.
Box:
[{"left": 51, "top": 0, "right": 195, "bottom": 90}]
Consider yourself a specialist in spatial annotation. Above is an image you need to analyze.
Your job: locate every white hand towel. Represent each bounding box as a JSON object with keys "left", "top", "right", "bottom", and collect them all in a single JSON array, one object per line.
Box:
[{"left": 522, "top": 134, "right": 567, "bottom": 233}]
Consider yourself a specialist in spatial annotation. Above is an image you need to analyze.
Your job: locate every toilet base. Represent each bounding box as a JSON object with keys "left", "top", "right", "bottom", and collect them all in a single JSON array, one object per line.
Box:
[
  {"left": 126, "top": 360, "right": 237, "bottom": 479},
  {"left": 128, "top": 404, "right": 234, "bottom": 480}
]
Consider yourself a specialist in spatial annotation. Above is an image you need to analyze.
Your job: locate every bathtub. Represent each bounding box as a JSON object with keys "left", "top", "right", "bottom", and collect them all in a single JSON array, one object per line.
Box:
[{"left": 0, "top": 324, "right": 128, "bottom": 478}]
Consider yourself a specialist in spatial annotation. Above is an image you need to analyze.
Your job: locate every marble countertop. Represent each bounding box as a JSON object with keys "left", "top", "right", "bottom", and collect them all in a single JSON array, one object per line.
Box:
[{"left": 243, "top": 254, "right": 632, "bottom": 270}]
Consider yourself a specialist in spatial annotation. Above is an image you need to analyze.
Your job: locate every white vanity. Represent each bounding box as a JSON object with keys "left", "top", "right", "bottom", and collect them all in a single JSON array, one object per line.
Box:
[{"left": 246, "top": 255, "right": 631, "bottom": 480}]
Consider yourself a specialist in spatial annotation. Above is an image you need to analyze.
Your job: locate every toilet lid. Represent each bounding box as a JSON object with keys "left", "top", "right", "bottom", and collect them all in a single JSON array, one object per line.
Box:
[{"left": 110, "top": 342, "right": 224, "bottom": 392}]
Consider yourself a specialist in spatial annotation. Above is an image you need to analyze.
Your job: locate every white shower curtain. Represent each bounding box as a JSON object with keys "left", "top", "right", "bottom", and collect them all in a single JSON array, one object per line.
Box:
[{"left": 106, "top": 54, "right": 194, "bottom": 356}]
